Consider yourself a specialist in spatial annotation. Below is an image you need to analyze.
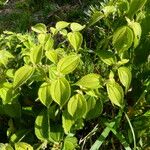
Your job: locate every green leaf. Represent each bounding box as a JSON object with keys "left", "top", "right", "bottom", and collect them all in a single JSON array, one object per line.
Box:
[
  {"left": 44, "top": 37, "right": 54, "bottom": 51},
  {"left": 85, "top": 96, "right": 103, "bottom": 120},
  {"left": 75, "top": 73, "right": 101, "bottom": 89},
  {"left": 13, "top": 65, "right": 34, "bottom": 89},
  {"left": 67, "top": 32, "right": 83, "bottom": 51},
  {"left": 57, "top": 54, "right": 80, "bottom": 75},
  {"left": 31, "top": 23, "right": 47, "bottom": 33},
  {"left": 49, "top": 64, "right": 58, "bottom": 81},
  {"left": 70, "top": 23, "right": 85, "bottom": 32},
  {"left": 102, "top": 6, "right": 116, "bottom": 17},
  {"left": 87, "top": 11, "right": 104, "bottom": 27},
  {"left": 38, "top": 33, "right": 46, "bottom": 44},
  {"left": 112, "top": 26, "right": 134, "bottom": 53},
  {"left": 106, "top": 81, "right": 124, "bottom": 108},
  {"left": 56, "top": 21, "right": 70, "bottom": 30},
  {"left": 62, "top": 110, "right": 75, "bottom": 134},
  {"left": 118, "top": 66, "right": 132, "bottom": 93},
  {"left": 15, "top": 142, "right": 33, "bottom": 150},
  {"left": 128, "top": 20, "right": 142, "bottom": 48},
  {"left": 63, "top": 136, "right": 78, "bottom": 150},
  {"left": 45, "top": 50, "right": 58, "bottom": 64},
  {"left": 10, "top": 129, "right": 28, "bottom": 143},
  {"left": 30, "top": 45, "right": 43, "bottom": 64},
  {"left": 38, "top": 82, "right": 52, "bottom": 107},
  {"left": 50, "top": 77, "right": 71, "bottom": 107},
  {"left": 35, "top": 109, "right": 52, "bottom": 142},
  {"left": 0, "top": 143, "right": 14, "bottom": 150},
  {"left": 127, "top": 0, "right": 147, "bottom": 19},
  {"left": 0, "top": 50, "right": 14, "bottom": 66},
  {"left": 68, "top": 94, "right": 87, "bottom": 119},
  {"left": 97, "top": 50, "right": 116, "bottom": 65}
]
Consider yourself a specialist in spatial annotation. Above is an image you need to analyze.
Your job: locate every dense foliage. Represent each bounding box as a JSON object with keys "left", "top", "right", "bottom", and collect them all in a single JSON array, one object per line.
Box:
[{"left": 0, "top": 0, "right": 150, "bottom": 149}]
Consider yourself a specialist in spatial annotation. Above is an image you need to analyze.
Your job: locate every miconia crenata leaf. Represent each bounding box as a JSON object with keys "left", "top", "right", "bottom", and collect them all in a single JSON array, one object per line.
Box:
[
  {"left": 49, "top": 64, "right": 58, "bottom": 81},
  {"left": 112, "top": 26, "right": 133, "bottom": 53},
  {"left": 31, "top": 23, "right": 47, "bottom": 33},
  {"left": 75, "top": 73, "right": 101, "bottom": 89},
  {"left": 62, "top": 110, "right": 75, "bottom": 134},
  {"left": 118, "top": 66, "right": 132, "bottom": 93},
  {"left": 30, "top": 45, "right": 43, "bottom": 64},
  {"left": 15, "top": 142, "right": 33, "bottom": 150},
  {"left": 57, "top": 54, "right": 80, "bottom": 75},
  {"left": 13, "top": 65, "right": 34, "bottom": 89},
  {"left": 127, "top": 0, "right": 147, "bottom": 19},
  {"left": 97, "top": 50, "right": 116, "bottom": 66},
  {"left": 67, "top": 32, "right": 83, "bottom": 51},
  {"left": 70, "top": 23, "right": 85, "bottom": 32},
  {"left": 106, "top": 81, "right": 124, "bottom": 108},
  {"left": 44, "top": 37, "right": 54, "bottom": 51},
  {"left": 68, "top": 94, "right": 87, "bottom": 119},
  {"left": 50, "top": 77, "right": 71, "bottom": 107},
  {"left": 85, "top": 96, "right": 103, "bottom": 120},
  {"left": 56, "top": 21, "right": 70, "bottom": 30},
  {"left": 63, "top": 136, "right": 78, "bottom": 150},
  {"left": 35, "top": 109, "right": 52, "bottom": 142},
  {"left": 128, "top": 20, "right": 142, "bottom": 48},
  {"left": 45, "top": 50, "right": 58, "bottom": 64},
  {"left": 0, "top": 143, "right": 14, "bottom": 150},
  {"left": 38, "top": 82, "right": 52, "bottom": 107}
]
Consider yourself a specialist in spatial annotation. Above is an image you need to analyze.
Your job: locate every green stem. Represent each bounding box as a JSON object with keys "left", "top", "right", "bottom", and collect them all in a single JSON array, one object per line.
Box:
[{"left": 124, "top": 112, "right": 136, "bottom": 150}]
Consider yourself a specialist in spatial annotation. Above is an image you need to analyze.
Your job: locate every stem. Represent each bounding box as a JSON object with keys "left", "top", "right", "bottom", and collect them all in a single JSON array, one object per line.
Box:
[{"left": 124, "top": 112, "right": 136, "bottom": 150}]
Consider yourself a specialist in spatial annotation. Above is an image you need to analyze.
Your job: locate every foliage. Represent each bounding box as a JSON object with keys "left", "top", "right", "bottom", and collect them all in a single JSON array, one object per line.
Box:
[{"left": 0, "top": 0, "right": 150, "bottom": 149}]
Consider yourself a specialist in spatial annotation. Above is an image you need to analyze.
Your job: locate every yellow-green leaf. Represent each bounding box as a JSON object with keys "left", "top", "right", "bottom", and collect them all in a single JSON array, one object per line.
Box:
[
  {"left": 15, "top": 142, "right": 33, "bottom": 150},
  {"left": 70, "top": 23, "right": 85, "bottom": 32},
  {"left": 38, "top": 82, "right": 53, "bottom": 107},
  {"left": 13, "top": 65, "right": 34, "bottom": 89},
  {"left": 106, "top": 81, "right": 124, "bottom": 108},
  {"left": 50, "top": 77, "right": 71, "bottom": 107},
  {"left": 57, "top": 54, "right": 80, "bottom": 75},
  {"left": 68, "top": 94, "right": 87, "bottom": 119},
  {"left": 118, "top": 66, "right": 132, "bottom": 93},
  {"left": 45, "top": 50, "right": 58, "bottom": 64},
  {"left": 112, "top": 26, "right": 134, "bottom": 53},
  {"left": 75, "top": 73, "right": 101, "bottom": 89},
  {"left": 56, "top": 21, "right": 70, "bottom": 30},
  {"left": 67, "top": 32, "right": 83, "bottom": 51},
  {"left": 31, "top": 23, "right": 47, "bottom": 33}
]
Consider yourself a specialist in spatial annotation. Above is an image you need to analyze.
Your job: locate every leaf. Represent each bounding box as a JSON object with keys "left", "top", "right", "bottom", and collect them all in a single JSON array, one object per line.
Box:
[
  {"left": 56, "top": 21, "right": 70, "bottom": 30},
  {"left": 128, "top": 21, "right": 142, "bottom": 48},
  {"left": 102, "top": 6, "right": 116, "bottom": 17},
  {"left": 45, "top": 50, "right": 58, "bottom": 64},
  {"left": 50, "top": 77, "right": 71, "bottom": 107},
  {"left": 38, "top": 82, "right": 52, "bottom": 107},
  {"left": 90, "top": 122, "right": 115, "bottom": 150},
  {"left": 112, "top": 26, "right": 134, "bottom": 53},
  {"left": 30, "top": 45, "right": 43, "bottom": 64},
  {"left": 13, "top": 65, "right": 34, "bottom": 89},
  {"left": 15, "top": 142, "right": 33, "bottom": 150},
  {"left": 31, "top": 23, "right": 47, "bottom": 33},
  {"left": 37, "top": 33, "right": 46, "bottom": 44},
  {"left": 49, "top": 64, "right": 58, "bottom": 81},
  {"left": 35, "top": 109, "right": 52, "bottom": 142},
  {"left": 127, "top": 0, "right": 147, "bottom": 19},
  {"left": 0, "top": 143, "right": 14, "bottom": 150},
  {"left": 63, "top": 136, "right": 78, "bottom": 150},
  {"left": 44, "top": 37, "right": 54, "bottom": 51},
  {"left": 97, "top": 50, "right": 116, "bottom": 65},
  {"left": 70, "top": 23, "right": 85, "bottom": 32},
  {"left": 75, "top": 73, "right": 101, "bottom": 89},
  {"left": 87, "top": 11, "right": 104, "bottom": 27},
  {"left": 62, "top": 110, "right": 75, "bottom": 134},
  {"left": 106, "top": 81, "right": 124, "bottom": 108},
  {"left": 118, "top": 66, "right": 132, "bottom": 93},
  {"left": 10, "top": 129, "right": 28, "bottom": 143},
  {"left": 0, "top": 50, "right": 14, "bottom": 66},
  {"left": 68, "top": 94, "right": 87, "bottom": 119},
  {"left": 85, "top": 96, "right": 103, "bottom": 120},
  {"left": 57, "top": 54, "right": 80, "bottom": 75},
  {"left": 67, "top": 32, "right": 83, "bottom": 51}
]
